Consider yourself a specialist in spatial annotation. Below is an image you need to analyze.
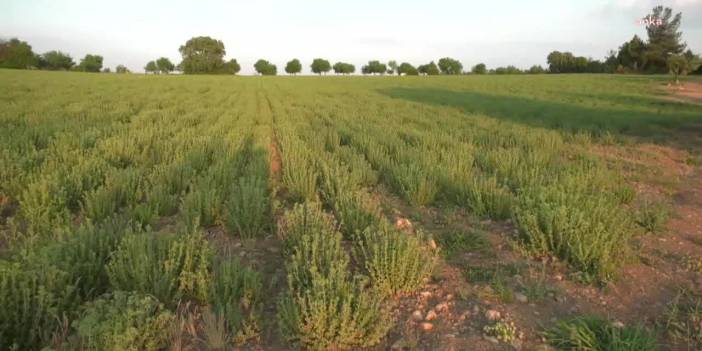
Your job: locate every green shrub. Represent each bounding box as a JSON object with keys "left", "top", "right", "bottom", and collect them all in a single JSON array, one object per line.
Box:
[
  {"left": 355, "top": 224, "right": 436, "bottom": 297},
  {"left": 662, "top": 290, "right": 702, "bottom": 349},
  {"left": 181, "top": 177, "right": 220, "bottom": 230},
  {"left": 635, "top": 196, "right": 670, "bottom": 234},
  {"left": 459, "top": 174, "right": 513, "bottom": 220},
  {"left": 224, "top": 176, "right": 270, "bottom": 239},
  {"left": 545, "top": 315, "right": 658, "bottom": 351},
  {"left": 436, "top": 230, "right": 490, "bottom": 261},
  {"left": 82, "top": 169, "right": 141, "bottom": 223},
  {"left": 513, "top": 181, "right": 633, "bottom": 282},
  {"left": 0, "top": 262, "right": 70, "bottom": 351},
  {"left": 107, "top": 231, "right": 212, "bottom": 306},
  {"left": 280, "top": 136, "right": 318, "bottom": 202},
  {"left": 210, "top": 257, "right": 262, "bottom": 344},
  {"left": 73, "top": 291, "right": 175, "bottom": 351},
  {"left": 276, "top": 202, "right": 337, "bottom": 254},
  {"left": 277, "top": 203, "right": 391, "bottom": 350},
  {"left": 394, "top": 163, "right": 438, "bottom": 206}
]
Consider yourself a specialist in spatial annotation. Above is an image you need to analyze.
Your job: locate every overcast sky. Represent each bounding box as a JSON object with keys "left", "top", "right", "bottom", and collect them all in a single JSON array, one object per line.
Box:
[{"left": 1, "top": 0, "right": 701, "bottom": 74}]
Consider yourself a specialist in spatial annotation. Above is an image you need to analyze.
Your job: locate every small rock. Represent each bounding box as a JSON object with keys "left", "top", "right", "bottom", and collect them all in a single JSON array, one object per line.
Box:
[
  {"left": 426, "top": 310, "right": 437, "bottom": 321},
  {"left": 429, "top": 239, "right": 437, "bottom": 250},
  {"left": 484, "top": 336, "right": 499, "bottom": 344},
  {"left": 514, "top": 292, "right": 528, "bottom": 303},
  {"left": 485, "top": 309, "right": 501, "bottom": 321},
  {"left": 391, "top": 337, "right": 407, "bottom": 350},
  {"left": 612, "top": 321, "right": 625, "bottom": 329},
  {"left": 445, "top": 293, "right": 454, "bottom": 301},
  {"left": 420, "top": 291, "right": 432, "bottom": 299},
  {"left": 411, "top": 310, "right": 424, "bottom": 321},
  {"left": 554, "top": 274, "right": 563, "bottom": 281},
  {"left": 420, "top": 322, "right": 433, "bottom": 331},
  {"left": 434, "top": 302, "right": 449, "bottom": 312},
  {"left": 395, "top": 217, "right": 413, "bottom": 230}
]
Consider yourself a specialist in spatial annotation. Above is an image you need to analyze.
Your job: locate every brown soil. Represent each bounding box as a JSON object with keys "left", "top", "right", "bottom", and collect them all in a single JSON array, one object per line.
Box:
[
  {"left": 269, "top": 130, "right": 282, "bottom": 183},
  {"left": 663, "top": 82, "right": 702, "bottom": 105}
]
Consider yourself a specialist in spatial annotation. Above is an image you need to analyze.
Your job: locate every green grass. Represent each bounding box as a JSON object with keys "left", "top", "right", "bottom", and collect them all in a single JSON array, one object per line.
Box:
[
  {"left": 1, "top": 70, "right": 702, "bottom": 350},
  {"left": 546, "top": 315, "right": 658, "bottom": 351}
]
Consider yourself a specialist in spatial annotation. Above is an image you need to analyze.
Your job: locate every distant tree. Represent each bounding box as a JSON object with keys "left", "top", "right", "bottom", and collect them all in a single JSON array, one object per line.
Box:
[
  {"left": 332, "top": 62, "right": 355, "bottom": 74},
  {"left": 178, "top": 36, "right": 226, "bottom": 74},
  {"left": 38, "top": 51, "right": 74, "bottom": 70},
  {"left": 254, "top": 59, "right": 277, "bottom": 75},
  {"left": 361, "top": 60, "right": 387, "bottom": 75},
  {"left": 527, "top": 65, "right": 546, "bottom": 74},
  {"left": 115, "top": 64, "right": 130, "bottom": 74},
  {"left": 0, "top": 38, "right": 36, "bottom": 69},
  {"left": 220, "top": 59, "right": 241, "bottom": 74},
  {"left": 310, "top": 58, "right": 331, "bottom": 75},
  {"left": 644, "top": 6, "right": 686, "bottom": 72},
  {"left": 471, "top": 63, "right": 487, "bottom": 74},
  {"left": 285, "top": 58, "right": 302, "bottom": 75},
  {"left": 145, "top": 60, "right": 158, "bottom": 74},
  {"left": 438, "top": 57, "right": 463, "bottom": 74},
  {"left": 397, "top": 62, "right": 418, "bottom": 75},
  {"left": 387, "top": 60, "right": 398, "bottom": 75},
  {"left": 417, "top": 61, "right": 439, "bottom": 75},
  {"left": 102, "top": 67, "right": 111, "bottom": 73},
  {"left": 156, "top": 57, "right": 175, "bottom": 74},
  {"left": 493, "top": 65, "right": 522, "bottom": 74},
  {"left": 617, "top": 35, "right": 648, "bottom": 72},
  {"left": 667, "top": 53, "right": 701, "bottom": 84},
  {"left": 77, "top": 54, "right": 103, "bottom": 72}
]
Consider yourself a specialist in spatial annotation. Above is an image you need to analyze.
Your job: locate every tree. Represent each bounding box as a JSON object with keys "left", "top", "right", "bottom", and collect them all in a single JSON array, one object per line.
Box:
[
  {"left": 438, "top": 57, "right": 463, "bottom": 74},
  {"left": 178, "top": 36, "right": 226, "bottom": 74},
  {"left": 417, "top": 61, "right": 439, "bottom": 75},
  {"left": 254, "top": 59, "right": 277, "bottom": 75},
  {"left": 285, "top": 59, "right": 302, "bottom": 75},
  {"left": 38, "top": 51, "right": 74, "bottom": 70},
  {"left": 387, "top": 60, "right": 398, "bottom": 75},
  {"left": 220, "top": 59, "right": 241, "bottom": 74},
  {"left": 0, "top": 38, "right": 36, "bottom": 69},
  {"left": 397, "top": 62, "right": 418, "bottom": 75},
  {"left": 332, "top": 62, "right": 355, "bottom": 74},
  {"left": 156, "top": 57, "right": 175, "bottom": 74},
  {"left": 528, "top": 65, "right": 546, "bottom": 74},
  {"left": 115, "top": 65, "right": 130, "bottom": 74},
  {"left": 617, "top": 35, "right": 647, "bottom": 72},
  {"left": 310, "top": 58, "right": 331, "bottom": 75},
  {"left": 145, "top": 61, "right": 158, "bottom": 74},
  {"left": 644, "top": 6, "right": 686, "bottom": 72},
  {"left": 77, "top": 54, "right": 103, "bottom": 72},
  {"left": 471, "top": 63, "right": 487, "bottom": 74},
  {"left": 667, "top": 53, "right": 701, "bottom": 84},
  {"left": 102, "top": 67, "right": 111, "bottom": 73},
  {"left": 361, "top": 60, "right": 386, "bottom": 75}
]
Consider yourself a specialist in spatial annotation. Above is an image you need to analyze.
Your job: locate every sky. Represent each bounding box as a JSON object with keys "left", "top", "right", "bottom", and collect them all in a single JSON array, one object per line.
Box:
[{"left": 1, "top": 0, "right": 701, "bottom": 74}]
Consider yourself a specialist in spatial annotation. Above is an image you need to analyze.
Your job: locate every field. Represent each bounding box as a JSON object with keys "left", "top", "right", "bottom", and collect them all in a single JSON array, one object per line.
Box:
[{"left": 2, "top": 69, "right": 702, "bottom": 350}]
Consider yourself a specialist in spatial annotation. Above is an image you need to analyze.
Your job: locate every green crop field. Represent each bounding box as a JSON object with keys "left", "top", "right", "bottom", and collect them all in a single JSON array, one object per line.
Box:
[{"left": 2, "top": 69, "right": 702, "bottom": 350}]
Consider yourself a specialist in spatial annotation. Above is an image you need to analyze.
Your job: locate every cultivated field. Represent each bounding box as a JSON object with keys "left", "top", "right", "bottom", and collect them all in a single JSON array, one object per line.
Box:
[{"left": 2, "top": 69, "right": 702, "bottom": 350}]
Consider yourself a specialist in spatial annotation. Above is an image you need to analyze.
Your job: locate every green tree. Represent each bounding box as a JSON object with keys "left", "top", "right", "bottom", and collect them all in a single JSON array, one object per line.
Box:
[
  {"left": 332, "top": 62, "right": 355, "bottom": 74},
  {"left": 178, "top": 36, "right": 226, "bottom": 74},
  {"left": 77, "top": 54, "right": 103, "bottom": 72},
  {"left": 471, "top": 63, "right": 487, "bottom": 74},
  {"left": 156, "top": 57, "right": 175, "bottom": 74},
  {"left": 145, "top": 61, "right": 158, "bottom": 74},
  {"left": 397, "top": 62, "right": 418, "bottom": 75},
  {"left": 667, "top": 53, "right": 701, "bottom": 84},
  {"left": 285, "top": 59, "right": 302, "bottom": 75},
  {"left": 115, "top": 65, "right": 130, "bottom": 74},
  {"left": 0, "top": 38, "right": 36, "bottom": 69},
  {"left": 102, "top": 67, "right": 111, "bottom": 73},
  {"left": 417, "top": 61, "right": 439, "bottom": 75},
  {"left": 39, "top": 51, "right": 74, "bottom": 70},
  {"left": 438, "top": 57, "right": 463, "bottom": 74},
  {"left": 528, "top": 65, "right": 546, "bottom": 74},
  {"left": 644, "top": 6, "right": 686, "bottom": 72},
  {"left": 310, "top": 58, "right": 331, "bottom": 75},
  {"left": 220, "top": 59, "right": 241, "bottom": 74},
  {"left": 361, "top": 60, "right": 386, "bottom": 75},
  {"left": 617, "top": 35, "right": 647, "bottom": 71},
  {"left": 387, "top": 60, "right": 398, "bottom": 75},
  {"left": 254, "top": 59, "right": 277, "bottom": 75}
]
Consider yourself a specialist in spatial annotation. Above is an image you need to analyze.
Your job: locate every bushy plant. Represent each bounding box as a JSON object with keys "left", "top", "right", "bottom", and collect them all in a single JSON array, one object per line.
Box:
[
  {"left": 662, "top": 290, "right": 702, "bottom": 349},
  {"left": 107, "top": 231, "right": 212, "bottom": 306},
  {"left": 545, "top": 315, "right": 658, "bottom": 351},
  {"left": 636, "top": 196, "right": 670, "bottom": 234},
  {"left": 181, "top": 177, "right": 220, "bottom": 230},
  {"left": 354, "top": 224, "right": 436, "bottom": 297},
  {"left": 277, "top": 203, "right": 391, "bottom": 350},
  {"left": 280, "top": 135, "right": 318, "bottom": 202},
  {"left": 72, "top": 291, "right": 175, "bottom": 351},
  {"left": 224, "top": 176, "right": 270, "bottom": 239},
  {"left": 210, "top": 257, "right": 262, "bottom": 344}
]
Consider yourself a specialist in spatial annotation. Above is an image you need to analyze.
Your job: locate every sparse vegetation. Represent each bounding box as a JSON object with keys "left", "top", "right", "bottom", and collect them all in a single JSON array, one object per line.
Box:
[{"left": 546, "top": 315, "right": 658, "bottom": 351}]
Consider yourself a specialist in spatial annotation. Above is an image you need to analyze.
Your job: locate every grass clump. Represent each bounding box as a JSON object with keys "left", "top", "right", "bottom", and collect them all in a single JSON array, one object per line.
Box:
[
  {"left": 513, "top": 180, "right": 633, "bottom": 282},
  {"left": 224, "top": 176, "right": 270, "bottom": 239},
  {"left": 181, "top": 176, "right": 220, "bottom": 230},
  {"left": 107, "top": 231, "right": 212, "bottom": 306},
  {"left": 436, "top": 229, "right": 490, "bottom": 261},
  {"left": 635, "top": 196, "right": 671, "bottom": 234},
  {"left": 662, "top": 289, "right": 702, "bottom": 349},
  {"left": 545, "top": 315, "right": 658, "bottom": 351},
  {"left": 72, "top": 291, "right": 175, "bottom": 351},
  {"left": 209, "top": 257, "right": 263, "bottom": 344},
  {"left": 277, "top": 203, "right": 391, "bottom": 350},
  {"left": 355, "top": 224, "right": 436, "bottom": 297}
]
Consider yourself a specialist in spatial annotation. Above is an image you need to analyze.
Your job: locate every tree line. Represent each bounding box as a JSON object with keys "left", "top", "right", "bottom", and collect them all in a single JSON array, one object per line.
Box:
[{"left": 1, "top": 6, "right": 699, "bottom": 77}]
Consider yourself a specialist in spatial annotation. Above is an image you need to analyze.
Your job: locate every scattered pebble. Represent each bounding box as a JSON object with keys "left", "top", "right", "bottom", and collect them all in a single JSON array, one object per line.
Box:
[
  {"left": 434, "top": 302, "right": 449, "bottom": 312},
  {"left": 514, "top": 292, "right": 528, "bottom": 303},
  {"left": 420, "top": 322, "right": 433, "bottom": 331},
  {"left": 411, "top": 310, "right": 424, "bottom": 321},
  {"left": 612, "top": 321, "right": 625, "bottom": 328},
  {"left": 485, "top": 309, "right": 501, "bottom": 321},
  {"left": 425, "top": 310, "right": 437, "bottom": 321}
]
